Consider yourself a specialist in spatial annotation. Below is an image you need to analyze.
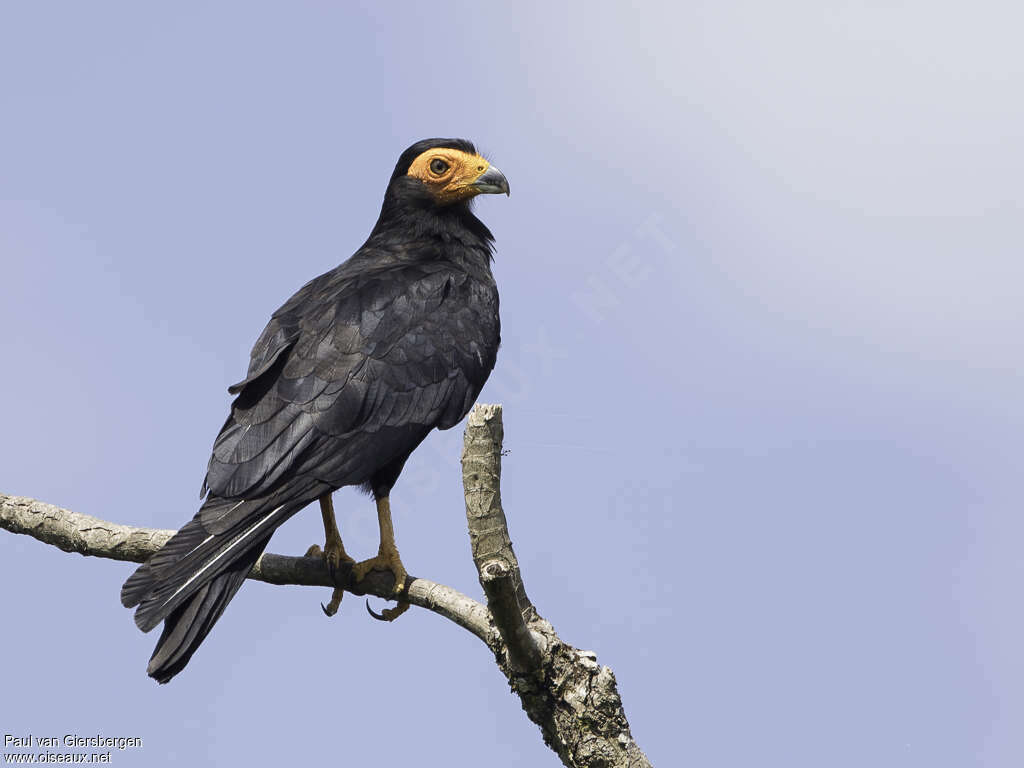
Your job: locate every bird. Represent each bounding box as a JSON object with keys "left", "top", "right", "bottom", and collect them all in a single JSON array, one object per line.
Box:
[{"left": 121, "top": 138, "right": 508, "bottom": 683}]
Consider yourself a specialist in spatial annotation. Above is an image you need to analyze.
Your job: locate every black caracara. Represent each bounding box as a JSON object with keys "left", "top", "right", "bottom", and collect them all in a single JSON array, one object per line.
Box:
[{"left": 122, "top": 138, "right": 508, "bottom": 683}]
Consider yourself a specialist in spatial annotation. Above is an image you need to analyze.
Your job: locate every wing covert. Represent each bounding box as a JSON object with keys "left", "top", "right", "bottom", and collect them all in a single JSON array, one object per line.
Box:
[{"left": 202, "top": 261, "right": 498, "bottom": 501}]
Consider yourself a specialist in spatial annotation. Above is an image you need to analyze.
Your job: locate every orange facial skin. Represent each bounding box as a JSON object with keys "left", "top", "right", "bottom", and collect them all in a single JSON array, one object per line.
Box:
[{"left": 406, "top": 148, "right": 493, "bottom": 204}]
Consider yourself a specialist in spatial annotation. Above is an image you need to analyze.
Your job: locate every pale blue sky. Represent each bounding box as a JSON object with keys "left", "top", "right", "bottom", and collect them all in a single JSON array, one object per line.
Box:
[{"left": 2, "top": 3, "right": 1022, "bottom": 766}]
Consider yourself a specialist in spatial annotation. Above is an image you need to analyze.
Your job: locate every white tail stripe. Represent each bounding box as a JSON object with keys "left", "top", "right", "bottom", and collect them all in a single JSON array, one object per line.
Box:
[
  {"left": 176, "top": 500, "right": 245, "bottom": 562},
  {"left": 181, "top": 534, "right": 215, "bottom": 561},
  {"left": 161, "top": 504, "right": 284, "bottom": 611}
]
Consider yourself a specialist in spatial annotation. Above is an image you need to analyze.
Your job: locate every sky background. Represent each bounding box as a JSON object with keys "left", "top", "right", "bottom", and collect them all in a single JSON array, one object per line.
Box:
[{"left": 1, "top": 2, "right": 1022, "bottom": 766}]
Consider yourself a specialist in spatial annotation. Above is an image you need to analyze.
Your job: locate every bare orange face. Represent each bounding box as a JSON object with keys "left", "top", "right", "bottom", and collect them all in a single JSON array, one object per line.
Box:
[{"left": 406, "top": 148, "right": 508, "bottom": 204}]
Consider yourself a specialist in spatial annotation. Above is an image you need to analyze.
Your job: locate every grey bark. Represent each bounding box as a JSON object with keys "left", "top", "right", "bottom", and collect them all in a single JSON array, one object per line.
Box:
[{"left": 1, "top": 404, "right": 652, "bottom": 768}]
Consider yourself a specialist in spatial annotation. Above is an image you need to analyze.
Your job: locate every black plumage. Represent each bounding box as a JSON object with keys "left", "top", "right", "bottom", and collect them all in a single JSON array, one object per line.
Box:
[{"left": 122, "top": 138, "right": 506, "bottom": 682}]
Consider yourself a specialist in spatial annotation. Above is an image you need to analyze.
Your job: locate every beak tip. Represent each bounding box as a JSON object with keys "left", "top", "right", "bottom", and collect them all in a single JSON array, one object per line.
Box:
[{"left": 472, "top": 164, "right": 510, "bottom": 197}]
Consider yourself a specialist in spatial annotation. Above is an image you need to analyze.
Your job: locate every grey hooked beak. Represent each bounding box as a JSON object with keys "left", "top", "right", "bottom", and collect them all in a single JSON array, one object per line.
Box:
[{"left": 471, "top": 164, "right": 510, "bottom": 196}]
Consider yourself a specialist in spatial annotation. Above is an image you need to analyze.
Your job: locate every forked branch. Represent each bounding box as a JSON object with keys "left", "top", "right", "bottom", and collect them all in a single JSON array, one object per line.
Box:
[{"left": 0, "top": 404, "right": 652, "bottom": 768}]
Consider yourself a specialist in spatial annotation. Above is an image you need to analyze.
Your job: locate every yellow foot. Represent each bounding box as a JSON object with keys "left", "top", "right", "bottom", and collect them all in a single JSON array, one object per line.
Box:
[
  {"left": 324, "top": 541, "right": 355, "bottom": 573},
  {"left": 304, "top": 542, "right": 355, "bottom": 573},
  {"left": 352, "top": 547, "right": 408, "bottom": 595},
  {"left": 321, "top": 588, "right": 345, "bottom": 617},
  {"left": 304, "top": 544, "right": 354, "bottom": 617},
  {"left": 321, "top": 543, "right": 354, "bottom": 617}
]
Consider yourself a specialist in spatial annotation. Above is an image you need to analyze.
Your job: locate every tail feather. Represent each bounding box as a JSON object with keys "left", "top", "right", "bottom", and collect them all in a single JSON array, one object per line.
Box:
[
  {"left": 122, "top": 482, "right": 330, "bottom": 682},
  {"left": 122, "top": 497, "right": 264, "bottom": 610},
  {"left": 123, "top": 501, "right": 286, "bottom": 632},
  {"left": 121, "top": 518, "right": 217, "bottom": 613},
  {"left": 146, "top": 536, "right": 270, "bottom": 684}
]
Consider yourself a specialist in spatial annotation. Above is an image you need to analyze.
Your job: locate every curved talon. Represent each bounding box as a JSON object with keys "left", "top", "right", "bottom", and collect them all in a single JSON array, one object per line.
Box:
[
  {"left": 308, "top": 535, "right": 348, "bottom": 617},
  {"left": 366, "top": 599, "right": 385, "bottom": 621},
  {"left": 366, "top": 598, "right": 410, "bottom": 622},
  {"left": 321, "top": 587, "right": 344, "bottom": 617}
]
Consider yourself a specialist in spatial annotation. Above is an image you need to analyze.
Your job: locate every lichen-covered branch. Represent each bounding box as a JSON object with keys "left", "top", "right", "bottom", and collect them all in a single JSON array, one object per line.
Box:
[
  {"left": 461, "top": 403, "right": 544, "bottom": 672},
  {"left": 0, "top": 494, "right": 496, "bottom": 646},
  {"left": 1, "top": 404, "right": 653, "bottom": 767},
  {"left": 460, "top": 404, "right": 652, "bottom": 768}
]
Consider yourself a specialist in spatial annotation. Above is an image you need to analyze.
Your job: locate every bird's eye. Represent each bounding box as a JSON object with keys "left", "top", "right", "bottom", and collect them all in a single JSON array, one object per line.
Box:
[{"left": 429, "top": 158, "right": 450, "bottom": 175}]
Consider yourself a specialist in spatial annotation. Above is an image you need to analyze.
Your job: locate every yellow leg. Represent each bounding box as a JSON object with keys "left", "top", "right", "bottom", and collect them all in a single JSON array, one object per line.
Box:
[
  {"left": 319, "top": 494, "right": 354, "bottom": 571},
  {"left": 305, "top": 493, "right": 354, "bottom": 617},
  {"left": 352, "top": 496, "right": 408, "bottom": 594}
]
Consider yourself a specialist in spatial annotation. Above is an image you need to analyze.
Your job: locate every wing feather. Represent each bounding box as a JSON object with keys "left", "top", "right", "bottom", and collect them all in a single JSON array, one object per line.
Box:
[{"left": 202, "top": 260, "right": 497, "bottom": 499}]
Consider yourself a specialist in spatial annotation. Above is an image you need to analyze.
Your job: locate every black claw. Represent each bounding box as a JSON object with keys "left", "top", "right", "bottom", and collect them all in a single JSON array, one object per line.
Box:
[
  {"left": 321, "top": 587, "right": 343, "bottom": 617},
  {"left": 365, "top": 598, "right": 410, "bottom": 622},
  {"left": 366, "top": 599, "right": 388, "bottom": 621}
]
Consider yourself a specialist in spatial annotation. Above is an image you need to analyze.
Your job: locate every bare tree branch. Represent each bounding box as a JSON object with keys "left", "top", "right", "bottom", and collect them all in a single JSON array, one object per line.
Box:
[
  {"left": 462, "top": 403, "right": 544, "bottom": 672},
  {"left": 0, "top": 494, "right": 497, "bottom": 647},
  {"left": 460, "top": 405, "right": 652, "bottom": 768},
  {"left": 0, "top": 405, "right": 652, "bottom": 768}
]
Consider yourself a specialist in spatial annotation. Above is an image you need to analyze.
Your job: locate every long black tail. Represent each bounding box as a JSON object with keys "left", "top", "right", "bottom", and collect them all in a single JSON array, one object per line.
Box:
[
  {"left": 121, "top": 493, "right": 309, "bottom": 683},
  {"left": 143, "top": 536, "right": 269, "bottom": 683}
]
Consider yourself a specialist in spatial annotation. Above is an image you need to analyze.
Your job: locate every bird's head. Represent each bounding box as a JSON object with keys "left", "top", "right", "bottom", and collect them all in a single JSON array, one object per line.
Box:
[{"left": 387, "top": 138, "right": 510, "bottom": 207}]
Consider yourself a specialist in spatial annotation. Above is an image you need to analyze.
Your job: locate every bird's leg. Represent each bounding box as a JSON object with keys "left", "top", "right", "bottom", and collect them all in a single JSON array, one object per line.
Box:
[
  {"left": 352, "top": 496, "right": 409, "bottom": 600},
  {"left": 319, "top": 493, "right": 354, "bottom": 570},
  {"left": 353, "top": 496, "right": 411, "bottom": 622},
  {"left": 305, "top": 493, "right": 354, "bottom": 617}
]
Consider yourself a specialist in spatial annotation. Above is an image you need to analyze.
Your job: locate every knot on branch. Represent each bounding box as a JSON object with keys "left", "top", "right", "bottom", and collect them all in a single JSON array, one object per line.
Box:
[{"left": 480, "top": 557, "right": 511, "bottom": 581}]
